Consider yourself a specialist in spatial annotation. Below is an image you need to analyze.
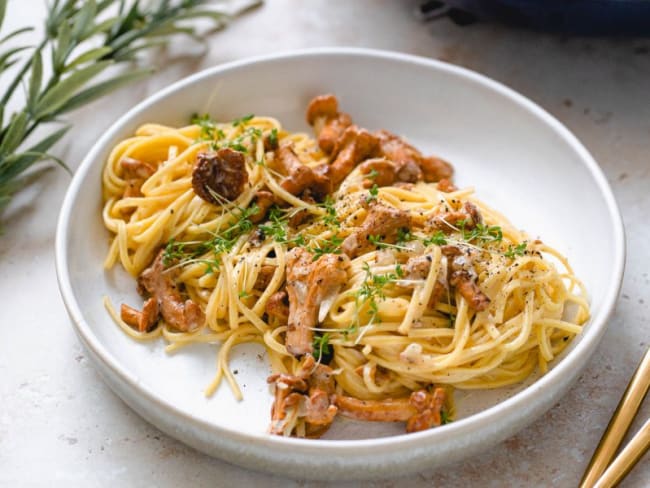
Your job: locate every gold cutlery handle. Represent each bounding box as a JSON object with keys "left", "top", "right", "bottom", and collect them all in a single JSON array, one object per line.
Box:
[
  {"left": 593, "top": 418, "right": 650, "bottom": 488},
  {"left": 580, "top": 347, "right": 650, "bottom": 488}
]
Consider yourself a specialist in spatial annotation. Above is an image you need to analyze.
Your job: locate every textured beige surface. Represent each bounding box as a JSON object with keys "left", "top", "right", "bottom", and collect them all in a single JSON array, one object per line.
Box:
[{"left": 1, "top": 0, "right": 649, "bottom": 486}]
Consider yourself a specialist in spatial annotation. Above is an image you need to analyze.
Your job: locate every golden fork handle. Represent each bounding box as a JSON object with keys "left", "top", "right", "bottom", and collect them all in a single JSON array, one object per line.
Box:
[
  {"left": 593, "top": 419, "right": 650, "bottom": 488},
  {"left": 580, "top": 347, "right": 650, "bottom": 488}
]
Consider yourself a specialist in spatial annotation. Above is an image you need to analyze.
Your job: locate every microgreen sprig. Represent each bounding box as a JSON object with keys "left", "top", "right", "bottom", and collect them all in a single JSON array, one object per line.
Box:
[
  {"left": 258, "top": 206, "right": 306, "bottom": 247},
  {"left": 365, "top": 183, "right": 379, "bottom": 203},
  {"left": 505, "top": 242, "right": 527, "bottom": 258},
  {"left": 347, "top": 262, "right": 403, "bottom": 335},
  {"left": 308, "top": 235, "right": 343, "bottom": 260},
  {"left": 458, "top": 220, "right": 503, "bottom": 244},
  {"left": 163, "top": 203, "right": 259, "bottom": 272},
  {"left": 312, "top": 333, "right": 331, "bottom": 362},
  {"left": 319, "top": 196, "right": 340, "bottom": 229}
]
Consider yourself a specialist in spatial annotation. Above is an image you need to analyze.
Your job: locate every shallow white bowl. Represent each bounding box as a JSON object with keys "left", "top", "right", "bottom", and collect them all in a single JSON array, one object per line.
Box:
[{"left": 55, "top": 48, "right": 624, "bottom": 480}]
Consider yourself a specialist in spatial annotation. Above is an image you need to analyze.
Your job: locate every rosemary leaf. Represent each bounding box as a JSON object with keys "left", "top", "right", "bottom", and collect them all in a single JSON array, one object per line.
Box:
[
  {"left": 0, "top": 0, "right": 6, "bottom": 30},
  {"left": 0, "top": 26, "right": 33, "bottom": 45},
  {"left": 27, "top": 50, "right": 42, "bottom": 111},
  {"left": 70, "top": 1, "right": 98, "bottom": 42},
  {"left": 0, "top": 112, "right": 28, "bottom": 157},
  {"left": 0, "top": 45, "right": 31, "bottom": 72},
  {"left": 33, "top": 60, "right": 114, "bottom": 118},
  {"left": 58, "top": 69, "right": 153, "bottom": 114},
  {"left": 65, "top": 46, "right": 113, "bottom": 70}
]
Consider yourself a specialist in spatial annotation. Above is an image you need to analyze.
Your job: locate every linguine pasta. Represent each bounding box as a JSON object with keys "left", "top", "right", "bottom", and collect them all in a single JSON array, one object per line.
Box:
[{"left": 102, "top": 97, "right": 589, "bottom": 437}]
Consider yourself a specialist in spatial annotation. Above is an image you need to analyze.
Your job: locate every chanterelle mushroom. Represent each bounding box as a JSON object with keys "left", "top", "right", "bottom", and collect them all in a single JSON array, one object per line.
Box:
[
  {"left": 430, "top": 201, "right": 483, "bottom": 233},
  {"left": 441, "top": 245, "right": 490, "bottom": 311},
  {"left": 285, "top": 248, "right": 350, "bottom": 356},
  {"left": 120, "top": 157, "right": 155, "bottom": 198},
  {"left": 250, "top": 190, "right": 275, "bottom": 224},
  {"left": 268, "top": 355, "right": 338, "bottom": 437},
  {"left": 341, "top": 203, "right": 411, "bottom": 258},
  {"left": 334, "top": 387, "right": 447, "bottom": 433},
  {"left": 376, "top": 130, "right": 453, "bottom": 183},
  {"left": 306, "top": 94, "right": 353, "bottom": 154},
  {"left": 275, "top": 144, "right": 330, "bottom": 200},
  {"left": 192, "top": 148, "right": 248, "bottom": 204},
  {"left": 358, "top": 158, "right": 397, "bottom": 188},
  {"left": 127, "top": 250, "right": 205, "bottom": 332},
  {"left": 328, "top": 126, "right": 378, "bottom": 187},
  {"left": 120, "top": 298, "right": 159, "bottom": 332},
  {"left": 265, "top": 290, "right": 289, "bottom": 324}
]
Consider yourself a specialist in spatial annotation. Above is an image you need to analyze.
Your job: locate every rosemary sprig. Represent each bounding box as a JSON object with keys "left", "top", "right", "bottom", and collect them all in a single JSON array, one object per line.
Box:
[{"left": 0, "top": 0, "right": 260, "bottom": 224}]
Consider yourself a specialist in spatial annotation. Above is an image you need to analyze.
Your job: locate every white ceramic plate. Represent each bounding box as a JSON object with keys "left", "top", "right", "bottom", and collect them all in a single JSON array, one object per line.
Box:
[{"left": 55, "top": 48, "right": 624, "bottom": 480}]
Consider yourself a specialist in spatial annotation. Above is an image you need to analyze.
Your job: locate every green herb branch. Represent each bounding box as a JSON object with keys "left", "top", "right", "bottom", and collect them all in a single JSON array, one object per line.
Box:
[{"left": 0, "top": 0, "right": 260, "bottom": 223}]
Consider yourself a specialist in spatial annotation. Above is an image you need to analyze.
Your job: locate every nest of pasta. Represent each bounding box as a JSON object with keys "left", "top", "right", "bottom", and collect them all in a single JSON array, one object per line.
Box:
[{"left": 102, "top": 95, "right": 589, "bottom": 438}]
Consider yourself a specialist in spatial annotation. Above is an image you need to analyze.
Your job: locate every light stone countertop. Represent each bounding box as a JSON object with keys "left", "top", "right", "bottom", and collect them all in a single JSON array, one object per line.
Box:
[{"left": 1, "top": 1, "right": 649, "bottom": 486}]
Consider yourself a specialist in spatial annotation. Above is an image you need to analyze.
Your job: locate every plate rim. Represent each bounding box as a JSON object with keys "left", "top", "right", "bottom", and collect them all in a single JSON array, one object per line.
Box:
[{"left": 55, "top": 47, "right": 626, "bottom": 456}]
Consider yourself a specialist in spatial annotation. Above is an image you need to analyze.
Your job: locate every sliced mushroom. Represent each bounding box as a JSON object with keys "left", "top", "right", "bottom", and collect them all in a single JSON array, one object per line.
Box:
[
  {"left": 285, "top": 248, "right": 316, "bottom": 356},
  {"left": 405, "top": 388, "right": 447, "bottom": 433},
  {"left": 192, "top": 148, "right": 248, "bottom": 204},
  {"left": 334, "top": 395, "right": 414, "bottom": 422},
  {"left": 375, "top": 130, "right": 423, "bottom": 183},
  {"left": 268, "top": 372, "right": 308, "bottom": 436}
]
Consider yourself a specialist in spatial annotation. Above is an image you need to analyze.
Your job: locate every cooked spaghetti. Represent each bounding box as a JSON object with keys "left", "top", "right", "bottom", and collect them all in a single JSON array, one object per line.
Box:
[{"left": 102, "top": 95, "right": 589, "bottom": 438}]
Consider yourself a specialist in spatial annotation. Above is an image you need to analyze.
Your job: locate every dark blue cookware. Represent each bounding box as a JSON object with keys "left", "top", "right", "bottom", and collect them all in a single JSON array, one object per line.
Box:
[{"left": 425, "top": 0, "right": 650, "bottom": 35}]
